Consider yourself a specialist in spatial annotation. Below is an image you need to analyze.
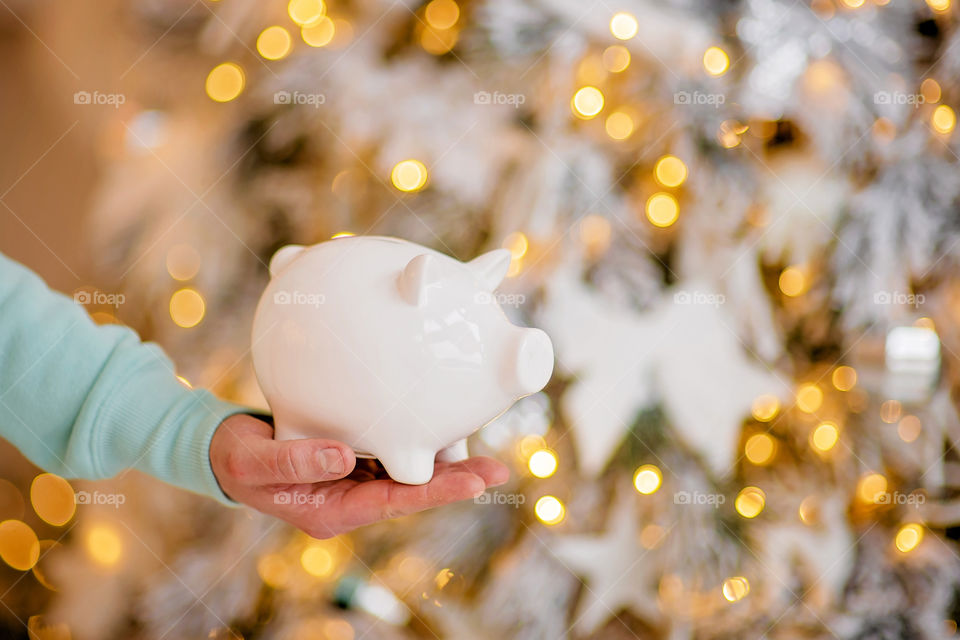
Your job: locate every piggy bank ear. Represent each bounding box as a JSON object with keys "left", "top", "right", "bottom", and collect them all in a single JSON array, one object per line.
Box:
[
  {"left": 397, "top": 254, "right": 437, "bottom": 306},
  {"left": 269, "top": 245, "right": 305, "bottom": 277},
  {"left": 468, "top": 249, "right": 512, "bottom": 290}
]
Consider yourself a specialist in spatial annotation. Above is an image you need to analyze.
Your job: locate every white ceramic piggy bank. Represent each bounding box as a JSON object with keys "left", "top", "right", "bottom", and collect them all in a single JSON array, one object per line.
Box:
[{"left": 251, "top": 236, "right": 555, "bottom": 484}]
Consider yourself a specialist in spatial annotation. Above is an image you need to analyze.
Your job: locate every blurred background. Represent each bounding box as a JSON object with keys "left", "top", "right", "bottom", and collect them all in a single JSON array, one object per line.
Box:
[{"left": 2, "top": 0, "right": 960, "bottom": 638}]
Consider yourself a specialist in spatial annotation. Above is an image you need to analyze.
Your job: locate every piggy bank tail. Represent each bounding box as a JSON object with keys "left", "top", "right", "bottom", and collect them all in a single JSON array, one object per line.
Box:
[{"left": 269, "top": 245, "right": 306, "bottom": 277}]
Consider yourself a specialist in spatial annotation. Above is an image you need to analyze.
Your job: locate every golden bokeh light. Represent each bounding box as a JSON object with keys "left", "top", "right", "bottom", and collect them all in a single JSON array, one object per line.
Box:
[
  {"left": 810, "top": 421, "right": 839, "bottom": 452},
  {"left": 857, "top": 473, "right": 887, "bottom": 504},
  {"left": 30, "top": 474, "right": 75, "bottom": 527},
  {"left": 391, "top": 159, "right": 429, "bottom": 192},
  {"left": 722, "top": 576, "right": 750, "bottom": 602},
  {"left": 645, "top": 192, "right": 679, "bottom": 228},
  {"left": 169, "top": 288, "right": 206, "bottom": 328},
  {"left": 301, "top": 544, "right": 336, "bottom": 577},
  {"left": 832, "top": 365, "right": 857, "bottom": 391},
  {"left": 640, "top": 524, "right": 665, "bottom": 549},
  {"left": 425, "top": 0, "right": 459, "bottom": 29},
  {"left": 605, "top": 111, "right": 635, "bottom": 140},
  {"left": 880, "top": 399, "right": 902, "bottom": 424},
  {"left": 534, "top": 496, "right": 565, "bottom": 525},
  {"left": 166, "top": 244, "right": 201, "bottom": 281},
  {"left": 895, "top": 523, "right": 924, "bottom": 553},
  {"left": 572, "top": 86, "right": 605, "bottom": 119},
  {"left": 779, "top": 266, "right": 808, "bottom": 297},
  {"left": 609, "top": 12, "right": 638, "bottom": 40},
  {"left": 751, "top": 394, "right": 780, "bottom": 422},
  {"left": 602, "top": 45, "right": 631, "bottom": 72},
  {"left": 798, "top": 495, "right": 818, "bottom": 525},
  {"left": 898, "top": 415, "right": 922, "bottom": 443},
  {"left": 205, "top": 63, "right": 245, "bottom": 103},
  {"left": 420, "top": 25, "right": 459, "bottom": 55},
  {"left": 288, "top": 0, "right": 326, "bottom": 26},
  {"left": 86, "top": 525, "right": 122, "bottom": 566},
  {"left": 503, "top": 232, "right": 529, "bottom": 260},
  {"left": 528, "top": 449, "right": 558, "bottom": 478},
  {"left": 839, "top": 0, "right": 865, "bottom": 7},
  {"left": 920, "top": 78, "right": 942, "bottom": 103},
  {"left": 257, "top": 26, "right": 293, "bottom": 60},
  {"left": 703, "top": 46, "right": 730, "bottom": 76},
  {"left": 654, "top": 155, "right": 688, "bottom": 188},
  {"left": 795, "top": 383, "right": 823, "bottom": 413},
  {"left": 744, "top": 433, "right": 775, "bottom": 465},
  {"left": 932, "top": 104, "right": 956, "bottom": 134},
  {"left": 258, "top": 553, "right": 291, "bottom": 588},
  {"left": 633, "top": 465, "right": 662, "bottom": 495},
  {"left": 580, "top": 214, "right": 612, "bottom": 256},
  {"left": 302, "top": 17, "right": 335, "bottom": 47},
  {"left": 926, "top": 0, "right": 951, "bottom": 13},
  {"left": 735, "top": 487, "right": 765, "bottom": 519},
  {"left": 0, "top": 520, "right": 40, "bottom": 571}
]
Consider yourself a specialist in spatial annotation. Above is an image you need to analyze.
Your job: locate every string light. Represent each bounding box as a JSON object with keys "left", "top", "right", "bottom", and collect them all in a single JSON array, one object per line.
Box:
[
  {"left": 30, "top": 474, "right": 75, "bottom": 526},
  {"left": 170, "top": 288, "right": 206, "bottom": 328},
  {"left": 288, "top": 0, "right": 326, "bottom": 26},
  {"left": 528, "top": 449, "right": 558, "bottom": 478},
  {"left": 534, "top": 496, "right": 565, "bottom": 525},
  {"left": 166, "top": 244, "right": 201, "bottom": 281},
  {"left": 258, "top": 553, "right": 291, "bottom": 588},
  {"left": 795, "top": 383, "right": 823, "bottom": 413},
  {"left": 302, "top": 17, "right": 335, "bottom": 47},
  {"left": 0, "top": 520, "right": 39, "bottom": 571},
  {"left": 898, "top": 415, "right": 922, "bottom": 443},
  {"left": 609, "top": 12, "right": 638, "bottom": 40},
  {"left": 735, "top": 487, "right": 765, "bottom": 519},
  {"left": 703, "top": 46, "right": 730, "bottom": 76},
  {"left": 839, "top": 0, "right": 865, "bottom": 7},
  {"left": 895, "top": 523, "right": 924, "bottom": 553},
  {"left": 633, "top": 465, "right": 662, "bottom": 495},
  {"left": 503, "top": 232, "right": 529, "bottom": 260},
  {"left": 645, "top": 192, "right": 679, "bottom": 228},
  {"left": 420, "top": 25, "right": 459, "bottom": 55},
  {"left": 301, "top": 544, "right": 336, "bottom": 577},
  {"left": 744, "top": 433, "right": 775, "bottom": 465},
  {"left": 654, "top": 155, "right": 688, "bottom": 188},
  {"left": 778, "top": 266, "right": 807, "bottom": 297},
  {"left": 86, "top": 525, "right": 122, "bottom": 566},
  {"left": 605, "top": 111, "right": 635, "bottom": 140},
  {"left": 205, "top": 63, "right": 244, "bottom": 102},
  {"left": 602, "top": 45, "right": 630, "bottom": 72},
  {"left": 257, "top": 26, "right": 293, "bottom": 60},
  {"left": 932, "top": 104, "right": 956, "bottom": 134},
  {"left": 572, "top": 87, "right": 604, "bottom": 119},
  {"left": 832, "top": 365, "right": 857, "bottom": 391},
  {"left": 810, "top": 421, "right": 839, "bottom": 452},
  {"left": 926, "top": 0, "right": 951, "bottom": 13},
  {"left": 751, "top": 394, "right": 780, "bottom": 422},
  {"left": 722, "top": 576, "right": 750, "bottom": 602},
  {"left": 331, "top": 231, "right": 355, "bottom": 239},
  {"left": 391, "top": 159, "right": 428, "bottom": 192},
  {"left": 857, "top": 473, "right": 887, "bottom": 504},
  {"left": 424, "top": 0, "right": 459, "bottom": 29}
]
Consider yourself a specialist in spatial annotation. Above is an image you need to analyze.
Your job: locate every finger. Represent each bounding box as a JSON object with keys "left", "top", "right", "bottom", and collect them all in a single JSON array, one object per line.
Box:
[
  {"left": 227, "top": 426, "right": 356, "bottom": 486},
  {"left": 434, "top": 456, "right": 510, "bottom": 487}
]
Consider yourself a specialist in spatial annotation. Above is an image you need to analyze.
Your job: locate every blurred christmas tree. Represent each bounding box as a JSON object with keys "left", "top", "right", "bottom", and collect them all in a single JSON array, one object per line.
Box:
[{"left": 6, "top": 0, "right": 960, "bottom": 638}]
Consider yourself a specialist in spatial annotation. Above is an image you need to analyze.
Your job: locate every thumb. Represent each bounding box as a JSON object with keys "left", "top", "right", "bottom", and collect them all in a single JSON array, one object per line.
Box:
[{"left": 244, "top": 436, "right": 357, "bottom": 485}]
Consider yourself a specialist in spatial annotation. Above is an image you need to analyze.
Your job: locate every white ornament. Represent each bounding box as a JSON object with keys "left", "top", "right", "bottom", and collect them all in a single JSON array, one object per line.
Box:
[{"left": 252, "top": 236, "right": 555, "bottom": 484}]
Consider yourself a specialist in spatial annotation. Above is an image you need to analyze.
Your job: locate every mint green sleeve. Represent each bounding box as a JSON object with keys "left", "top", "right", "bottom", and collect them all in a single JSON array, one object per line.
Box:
[{"left": 0, "top": 252, "right": 248, "bottom": 505}]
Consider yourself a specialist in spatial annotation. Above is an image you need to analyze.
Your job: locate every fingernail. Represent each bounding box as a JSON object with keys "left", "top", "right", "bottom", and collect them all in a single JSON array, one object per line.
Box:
[{"left": 319, "top": 448, "right": 345, "bottom": 475}]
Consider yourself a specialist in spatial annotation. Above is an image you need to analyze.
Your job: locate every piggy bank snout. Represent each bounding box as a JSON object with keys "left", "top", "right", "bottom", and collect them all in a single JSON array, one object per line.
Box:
[{"left": 505, "top": 328, "right": 554, "bottom": 397}]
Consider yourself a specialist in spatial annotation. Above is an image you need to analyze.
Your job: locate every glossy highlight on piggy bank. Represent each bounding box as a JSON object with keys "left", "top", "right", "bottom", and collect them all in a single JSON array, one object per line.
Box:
[{"left": 251, "top": 236, "right": 555, "bottom": 485}]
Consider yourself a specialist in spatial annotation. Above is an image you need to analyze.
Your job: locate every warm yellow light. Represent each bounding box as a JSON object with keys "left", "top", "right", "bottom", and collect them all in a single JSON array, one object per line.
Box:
[
  {"left": 654, "top": 155, "right": 688, "bottom": 188},
  {"left": 176, "top": 375, "right": 192, "bottom": 388},
  {"left": 288, "top": 0, "right": 326, "bottom": 26},
  {"left": 301, "top": 545, "right": 335, "bottom": 577},
  {"left": 420, "top": 25, "right": 459, "bottom": 55},
  {"left": 258, "top": 553, "right": 291, "bottom": 588},
  {"left": 703, "top": 46, "right": 730, "bottom": 76},
  {"left": 898, "top": 415, "right": 922, "bottom": 443},
  {"left": 744, "top": 433, "right": 775, "bottom": 465},
  {"left": 810, "top": 421, "right": 839, "bottom": 452},
  {"left": 257, "top": 26, "right": 293, "bottom": 60},
  {"left": 645, "top": 192, "right": 679, "bottom": 228},
  {"left": 839, "top": 0, "right": 865, "bottom": 7},
  {"left": 169, "top": 288, "right": 206, "bottom": 328},
  {"left": 528, "top": 449, "right": 558, "bottom": 478},
  {"left": 857, "top": 473, "right": 887, "bottom": 504},
  {"left": 517, "top": 434, "right": 547, "bottom": 458},
  {"left": 795, "top": 383, "right": 823, "bottom": 413},
  {"left": 920, "top": 78, "right": 942, "bottom": 103},
  {"left": 166, "top": 244, "right": 201, "bottom": 281},
  {"left": 572, "top": 86, "right": 604, "bottom": 118},
  {"left": 633, "top": 465, "right": 662, "bottom": 495},
  {"left": 30, "top": 474, "right": 75, "bottom": 527},
  {"left": 86, "top": 525, "right": 122, "bottom": 566},
  {"left": 640, "top": 524, "right": 665, "bottom": 549},
  {"left": 609, "top": 12, "right": 638, "bottom": 40},
  {"left": 779, "top": 266, "right": 807, "bottom": 296},
  {"left": 580, "top": 214, "right": 612, "bottom": 256},
  {"left": 798, "top": 495, "right": 817, "bottom": 525},
  {"left": 534, "top": 496, "right": 565, "bottom": 525},
  {"left": 0, "top": 520, "right": 39, "bottom": 571},
  {"left": 391, "top": 159, "right": 428, "bottom": 192},
  {"left": 425, "top": 0, "right": 459, "bottom": 29},
  {"left": 605, "top": 111, "right": 635, "bottom": 140},
  {"left": 932, "top": 104, "right": 956, "bottom": 134},
  {"left": 301, "top": 17, "right": 335, "bottom": 47},
  {"left": 751, "top": 394, "right": 780, "bottom": 422},
  {"left": 331, "top": 232, "right": 354, "bottom": 239},
  {"left": 832, "top": 365, "right": 857, "bottom": 391},
  {"left": 926, "top": 0, "right": 951, "bottom": 13},
  {"left": 503, "top": 232, "right": 529, "bottom": 260},
  {"left": 205, "top": 63, "right": 245, "bottom": 102},
  {"left": 880, "top": 399, "right": 902, "bottom": 424},
  {"left": 722, "top": 576, "right": 750, "bottom": 602},
  {"left": 735, "top": 487, "right": 765, "bottom": 518},
  {"left": 895, "top": 523, "right": 924, "bottom": 553},
  {"left": 602, "top": 45, "right": 631, "bottom": 72}
]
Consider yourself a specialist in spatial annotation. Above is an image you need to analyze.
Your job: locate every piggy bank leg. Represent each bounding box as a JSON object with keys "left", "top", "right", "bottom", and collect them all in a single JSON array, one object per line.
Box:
[
  {"left": 376, "top": 448, "right": 437, "bottom": 485},
  {"left": 436, "top": 439, "right": 469, "bottom": 463}
]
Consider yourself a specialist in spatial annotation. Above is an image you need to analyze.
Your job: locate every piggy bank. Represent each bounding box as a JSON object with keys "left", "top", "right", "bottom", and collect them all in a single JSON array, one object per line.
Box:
[{"left": 251, "top": 236, "right": 555, "bottom": 484}]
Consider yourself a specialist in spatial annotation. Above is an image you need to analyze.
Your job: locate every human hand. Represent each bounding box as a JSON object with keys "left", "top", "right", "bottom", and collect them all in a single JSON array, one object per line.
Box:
[{"left": 210, "top": 414, "right": 509, "bottom": 538}]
